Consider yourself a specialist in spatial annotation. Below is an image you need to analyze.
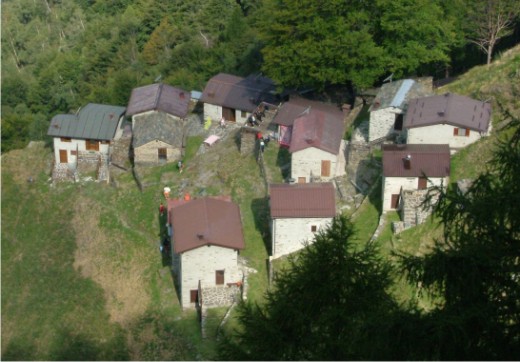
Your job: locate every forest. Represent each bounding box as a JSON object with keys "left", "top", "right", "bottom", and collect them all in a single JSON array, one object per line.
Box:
[{"left": 1, "top": 0, "right": 519, "bottom": 152}]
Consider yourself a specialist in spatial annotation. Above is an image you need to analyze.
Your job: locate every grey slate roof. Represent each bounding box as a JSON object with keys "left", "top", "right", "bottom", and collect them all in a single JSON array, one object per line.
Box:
[
  {"left": 132, "top": 112, "right": 184, "bottom": 148},
  {"left": 200, "top": 73, "right": 278, "bottom": 112},
  {"left": 47, "top": 103, "right": 126, "bottom": 140},
  {"left": 404, "top": 93, "right": 492, "bottom": 132},
  {"left": 382, "top": 144, "right": 450, "bottom": 178},
  {"left": 369, "top": 79, "right": 431, "bottom": 112},
  {"left": 269, "top": 182, "right": 336, "bottom": 218},
  {"left": 126, "top": 83, "right": 190, "bottom": 118}
]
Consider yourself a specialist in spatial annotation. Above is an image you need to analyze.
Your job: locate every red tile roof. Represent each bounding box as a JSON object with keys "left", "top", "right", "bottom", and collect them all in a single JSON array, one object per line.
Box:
[
  {"left": 289, "top": 109, "right": 345, "bottom": 154},
  {"left": 126, "top": 83, "right": 190, "bottom": 118},
  {"left": 404, "top": 93, "right": 491, "bottom": 132},
  {"left": 200, "top": 73, "right": 278, "bottom": 112},
  {"left": 269, "top": 182, "right": 336, "bottom": 218},
  {"left": 168, "top": 197, "right": 245, "bottom": 254},
  {"left": 382, "top": 144, "right": 450, "bottom": 178}
]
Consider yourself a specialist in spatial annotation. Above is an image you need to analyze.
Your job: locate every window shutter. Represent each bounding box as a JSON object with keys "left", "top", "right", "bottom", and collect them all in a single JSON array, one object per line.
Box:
[
  {"left": 453, "top": 127, "right": 459, "bottom": 136},
  {"left": 465, "top": 128, "right": 470, "bottom": 136}
]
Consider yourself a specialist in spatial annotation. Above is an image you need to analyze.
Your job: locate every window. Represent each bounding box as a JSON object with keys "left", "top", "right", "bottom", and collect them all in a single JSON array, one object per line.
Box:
[
  {"left": 100, "top": 140, "right": 110, "bottom": 145},
  {"left": 241, "top": 111, "right": 247, "bottom": 118},
  {"left": 454, "top": 127, "right": 470, "bottom": 137},
  {"left": 85, "top": 139, "right": 99, "bottom": 151},
  {"left": 158, "top": 148, "right": 167, "bottom": 160},
  {"left": 190, "top": 290, "right": 198, "bottom": 303},
  {"left": 216, "top": 270, "right": 224, "bottom": 285},
  {"left": 311, "top": 225, "right": 317, "bottom": 233},
  {"left": 71, "top": 150, "right": 77, "bottom": 156},
  {"left": 60, "top": 137, "right": 72, "bottom": 142},
  {"left": 418, "top": 177, "right": 428, "bottom": 190}
]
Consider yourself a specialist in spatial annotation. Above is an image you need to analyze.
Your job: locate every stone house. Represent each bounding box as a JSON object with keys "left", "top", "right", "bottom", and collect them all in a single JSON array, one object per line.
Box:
[
  {"left": 167, "top": 196, "right": 245, "bottom": 309},
  {"left": 48, "top": 103, "right": 126, "bottom": 167},
  {"left": 382, "top": 144, "right": 450, "bottom": 212},
  {"left": 126, "top": 83, "right": 190, "bottom": 164},
  {"left": 269, "top": 182, "right": 336, "bottom": 259},
  {"left": 404, "top": 93, "right": 492, "bottom": 153},
  {"left": 271, "top": 96, "right": 346, "bottom": 147},
  {"left": 289, "top": 107, "right": 347, "bottom": 183},
  {"left": 200, "top": 73, "right": 279, "bottom": 124},
  {"left": 368, "top": 79, "right": 431, "bottom": 143}
]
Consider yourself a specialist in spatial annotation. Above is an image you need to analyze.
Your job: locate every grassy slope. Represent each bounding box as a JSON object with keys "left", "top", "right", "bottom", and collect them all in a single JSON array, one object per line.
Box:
[{"left": 1, "top": 132, "right": 275, "bottom": 360}]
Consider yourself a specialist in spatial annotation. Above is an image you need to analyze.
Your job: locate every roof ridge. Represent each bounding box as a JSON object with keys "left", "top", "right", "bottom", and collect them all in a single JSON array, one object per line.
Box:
[{"left": 154, "top": 83, "right": 163, "bottom": 110}]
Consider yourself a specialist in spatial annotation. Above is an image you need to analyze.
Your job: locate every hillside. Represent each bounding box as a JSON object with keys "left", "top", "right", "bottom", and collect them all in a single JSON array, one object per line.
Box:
[{"left": 2, "top": 46, "right": 520, "bottom": 360}]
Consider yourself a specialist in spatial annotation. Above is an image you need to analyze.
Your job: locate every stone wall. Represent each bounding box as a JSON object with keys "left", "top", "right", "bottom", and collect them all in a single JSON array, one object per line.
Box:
[
  {"left": 134, "top": 140, "right": 181, "bottom": 164},
  {"left": 394, "top": 188, "right": 440, "bottom": 233},
  {"left": 200, "top": 284, "right": 241, "bottom": 308}
]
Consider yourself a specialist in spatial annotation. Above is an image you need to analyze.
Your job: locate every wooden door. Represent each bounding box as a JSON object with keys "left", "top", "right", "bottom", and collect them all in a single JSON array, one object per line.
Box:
[
  {"left": 298, "top": 177, "right": 306, "bottom": 184},
  {"left": 190, "top": 290, "right": 198, "bottom": 303},
  {"left": 222, "top": 107, "right": 236, "bottom": 122},
  {"left": 215, "top": 270, "right": 224, "bottom": 285},
  {"left": 418, "top": 177, "right": 428, "bottom": 190},
  {"left": 394, "top": 113, "right": 404, "bottom": 130},
  {"left": 321, "top": 160, "right": 331, "bottom": 177},
  {"left": 391, "top": 194, "right": 400, "bottom": 209},
  {"left": 59, "top": 150, "right": 68, "bottom": 163}
]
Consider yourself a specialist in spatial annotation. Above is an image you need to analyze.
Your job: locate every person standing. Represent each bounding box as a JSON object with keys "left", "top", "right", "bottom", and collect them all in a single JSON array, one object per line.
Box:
[
  {"left": 159, "top": 202, "right": 165, "bottom": 216},
  {"left": 260, "top": 139, "right": 265, "bottom": 153}
]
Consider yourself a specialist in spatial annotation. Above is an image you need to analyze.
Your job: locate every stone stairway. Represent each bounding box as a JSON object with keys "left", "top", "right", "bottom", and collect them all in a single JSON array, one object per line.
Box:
[{"left": 97, "top": 155, "right": 109, "bottom": 183}]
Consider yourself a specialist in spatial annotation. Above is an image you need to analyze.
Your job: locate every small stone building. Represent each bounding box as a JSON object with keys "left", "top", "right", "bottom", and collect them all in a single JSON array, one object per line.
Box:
[
  {"left": 404, "top": 93, "right": 492, "bottom": 153},
  {"left": 168, "top": 196, "right": 245, "bottom": 309},
  {"left": 47, "top": 103, "right": 126, "bottom": 181},
  {"left": 200, "top": 73, "right": 279, "bottom": 124},
  {"left": 126, "top": 83, "right": 190, "bottom": 165},
  {"left": 289, "top": 108, "right": 347, "bottom": 183},
  {"left": 368, "top": 79, "right": 431, "bottom": 142},
  {"left": 269, "top": 182, "right": 336, "bottom": 259},
  {"left": 382, "top": 144, "right": 450, "bottom": 212}
]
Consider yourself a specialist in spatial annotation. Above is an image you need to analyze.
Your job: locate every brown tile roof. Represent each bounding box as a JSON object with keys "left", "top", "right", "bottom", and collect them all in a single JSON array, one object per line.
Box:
[
  {"left": 126, "top": 83, "right": 190, "bottom": 118},
  {"left": 404, "top": 93, "right": 491, "bottom": 132},
  {"left": 269, "top": 182, "right": 336, "bottom": 218},
  {"left": 382, "top": 144, "right": 450, "bottom": 178},
  {"left": 289, "top": 109, "right": 345, "bottom": 154},
  {"left": 272, "top": 96, "right": 343, "bottom": 127},
  {"left": 200, "top": 73, "right": 278, "bottom": 112},
  {"left": 168, "top": 197, "right": 245, "bottom": 254}
]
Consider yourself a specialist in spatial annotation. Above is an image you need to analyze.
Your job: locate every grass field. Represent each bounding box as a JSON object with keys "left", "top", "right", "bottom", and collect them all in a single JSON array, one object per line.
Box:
[{"left": 1, "top": 134, "right": 275, "bottom": 360}]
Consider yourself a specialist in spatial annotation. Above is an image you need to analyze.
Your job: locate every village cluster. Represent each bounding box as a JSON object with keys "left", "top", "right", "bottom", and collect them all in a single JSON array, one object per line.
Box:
[{"left": 47, "top": 72, "right": 492, "bottom": 310}]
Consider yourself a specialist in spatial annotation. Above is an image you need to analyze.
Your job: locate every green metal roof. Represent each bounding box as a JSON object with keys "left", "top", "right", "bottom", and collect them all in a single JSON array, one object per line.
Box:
[{"left": 48, "top": 103, "right": 126, "bottom": 140}]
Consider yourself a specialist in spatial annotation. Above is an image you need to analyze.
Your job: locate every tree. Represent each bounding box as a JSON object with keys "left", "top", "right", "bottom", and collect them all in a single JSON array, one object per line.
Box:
[
  {"left": 399, "top": 110, "right": 520, "bottom": 359},
  {"left": 374, "top": 0, "right": 460, "bottom": 78},
  {"left": 464, "top": 0, "right": 520, "bottom": 65},
  {"left": 142, "top": 17, "right": 179, "bottom": 65},
  {"left": 219, "top": 215, "right": 400, "bottom": 360},
  {"left": 256, "top": 0, "right": 462, "bottom": 91},
  {"left": 256, "top": 0, "right": 385, "bottom": 90}
]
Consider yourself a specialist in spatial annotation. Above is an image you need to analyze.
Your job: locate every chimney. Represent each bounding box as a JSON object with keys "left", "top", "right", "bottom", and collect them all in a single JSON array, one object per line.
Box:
[
  {"left": 403, "top": 154, "right": 411, "bottom": 169},
  {"left": 179, "top": 92, "right": 185, "bottom": 99},
  {"left": 197, "top": 233, "right": 204, "bottom": 240}
]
